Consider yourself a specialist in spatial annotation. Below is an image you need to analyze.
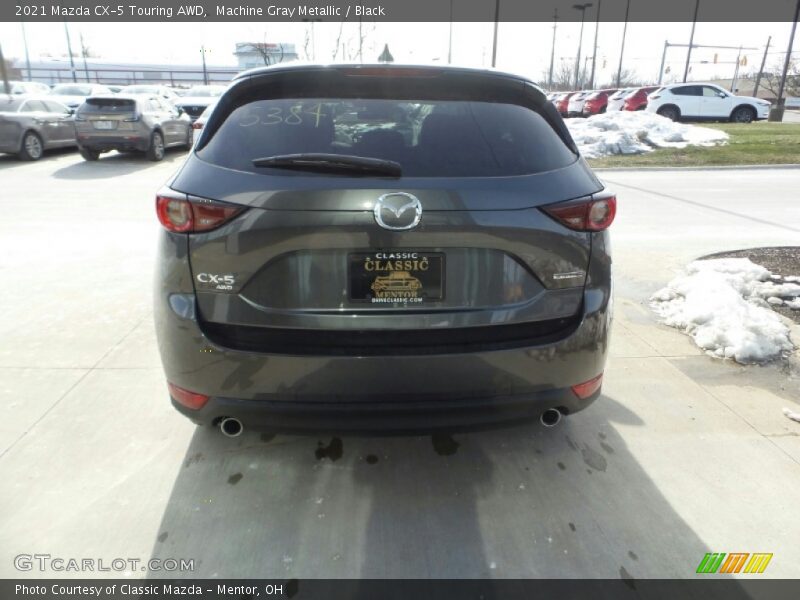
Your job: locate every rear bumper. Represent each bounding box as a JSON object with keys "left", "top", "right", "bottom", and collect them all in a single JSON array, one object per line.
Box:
[
  {"left": 155, "top": 231, "right": 612, "bottom": 432},
  {"left": 77, "top": 134, "right": 149, "bottom": 152}
]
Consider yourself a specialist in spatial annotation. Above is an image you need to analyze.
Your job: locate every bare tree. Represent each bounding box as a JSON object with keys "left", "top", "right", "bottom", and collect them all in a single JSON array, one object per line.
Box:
[
  {"left": 600, "top": 67, "right": 644, "bottom": 88},
  {"left": 250, "top": 34, "right": 285, "bottom": 66},
  {"left": 751, "top": 57, "right": 800, "bottom": 99},
  {"left": 543, "top": 61, "right": 579, "bottom": 91}
]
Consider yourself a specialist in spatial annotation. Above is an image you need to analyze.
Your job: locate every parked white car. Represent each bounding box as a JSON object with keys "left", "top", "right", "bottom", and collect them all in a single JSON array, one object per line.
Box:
[
  {"left": 49, "top": 83, "right": 113, "bottom": 109},
  {"left": 646, "top": 83, "right": 770, "bottom": 123},
  {"left": 606, "top": 88, "right": 636, "bottom": 112},
  {"left": 567, "top": 91, "right": 593, "bottom": 117}
]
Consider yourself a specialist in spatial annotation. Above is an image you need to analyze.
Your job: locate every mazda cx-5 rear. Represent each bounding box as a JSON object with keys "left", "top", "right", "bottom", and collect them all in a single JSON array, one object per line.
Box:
[{"left": 154, "top": 64, "right": 615, "bottom": 434}]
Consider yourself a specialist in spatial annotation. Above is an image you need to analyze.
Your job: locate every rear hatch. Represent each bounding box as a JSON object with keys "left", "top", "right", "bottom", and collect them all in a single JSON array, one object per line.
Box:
[
  {"left": 169, "top": 66, "right": 603, "bottom": 338},
  {"left": 75, "top": 97, "right": 138, "bottom": 134}
]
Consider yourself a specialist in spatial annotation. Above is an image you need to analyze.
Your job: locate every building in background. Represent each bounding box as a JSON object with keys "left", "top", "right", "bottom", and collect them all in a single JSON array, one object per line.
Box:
[{"left": 233, "top": 43, "right": 298, "bottom": 69}]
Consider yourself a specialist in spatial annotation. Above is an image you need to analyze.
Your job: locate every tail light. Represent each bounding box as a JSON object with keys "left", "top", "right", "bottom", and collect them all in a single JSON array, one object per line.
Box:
[
  {"left": 123, "top": 114, "right": 141, "bottom": 122},
  {"left": 649, "top": 94, "right": 661, "bottom": 100},
  {"left": 572, "top": 373, "right": 603, "bottom": 400},
  {"left": 168, "top": 382, "right": 209, "bottom": 410},
  {"left": 192, "top": 122, "right": 204, "bottom": 129},
  {"left": 156, "top": 191, "right": 245, "bottom": 233},
  {"left": 542, "top": 192, "right": 616, "bottom": 232}
]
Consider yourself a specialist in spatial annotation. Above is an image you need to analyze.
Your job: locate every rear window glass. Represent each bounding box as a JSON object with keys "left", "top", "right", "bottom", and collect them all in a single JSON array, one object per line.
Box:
[
  {"left": 80, "top": 98, "right": 137, "bottom": 113},
  {"left": 198, "top": 98, "right": 576, "bottom": 177}
]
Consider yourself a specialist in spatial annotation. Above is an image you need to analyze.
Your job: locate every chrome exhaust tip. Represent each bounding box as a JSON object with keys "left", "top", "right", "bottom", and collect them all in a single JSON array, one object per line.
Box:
[
  {"left": 540, "top": 408, "right": 562, "bottom": 428},
  {"left": 220, "top": 417, "right": 244, "bottom": 437}
]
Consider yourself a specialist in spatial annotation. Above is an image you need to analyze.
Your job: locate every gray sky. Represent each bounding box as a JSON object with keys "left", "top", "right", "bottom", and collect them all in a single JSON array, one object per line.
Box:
[{"left": 1, "top": 21, "right": 796, "bottom": 85}]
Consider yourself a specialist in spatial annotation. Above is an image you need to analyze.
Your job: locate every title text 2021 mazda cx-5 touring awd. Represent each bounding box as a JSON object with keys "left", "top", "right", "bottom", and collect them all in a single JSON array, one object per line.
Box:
[{"left": 154, "top": 64, "right": 615, "bottom": 436}]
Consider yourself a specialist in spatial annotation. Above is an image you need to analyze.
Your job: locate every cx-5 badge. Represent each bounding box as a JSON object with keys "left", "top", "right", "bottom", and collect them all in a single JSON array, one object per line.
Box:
[{"left": 374, "top": 192, "right": 422, "bottom": 231}]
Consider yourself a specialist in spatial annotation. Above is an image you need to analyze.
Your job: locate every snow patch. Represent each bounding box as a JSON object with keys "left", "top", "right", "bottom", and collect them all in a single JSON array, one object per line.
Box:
[
  {"left": 566, "top": 111, "right": 728, "bottom": 159},
  {"left": 650, "top": 258, "right": 795, "bottom": 364}
]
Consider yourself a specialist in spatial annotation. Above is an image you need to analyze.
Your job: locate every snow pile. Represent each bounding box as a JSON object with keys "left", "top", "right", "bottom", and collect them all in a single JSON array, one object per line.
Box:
[
  {"left": 566, "top": 111, "right": 729, "bottom": 159},
  {"left": 650, "top": 258, "right": 798, "bottom": 364}
]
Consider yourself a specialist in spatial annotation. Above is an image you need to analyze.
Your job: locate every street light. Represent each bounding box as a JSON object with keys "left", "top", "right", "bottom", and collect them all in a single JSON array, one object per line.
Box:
[
  {"left": 588, "top": 0, "right": 602, "bottom": 89},
  {"left": 548, "top": 8, "right": 559, "bottom": 89},
  {"left": 572, "top": 3, "right": 592, "bottom": 90},
  {"left": 683, "top": 0, "right": 701, "bottom": 82},
  {"left": 616, "top": 0, "right": 631, "bottom": 87}
]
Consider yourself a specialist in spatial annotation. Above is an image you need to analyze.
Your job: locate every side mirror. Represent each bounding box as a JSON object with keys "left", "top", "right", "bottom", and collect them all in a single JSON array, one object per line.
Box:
[
  {"left": 176, "top": 106, "right": 184, "bottom": 115},
  {"left": 68, "top": 108, "right": 75, "bottom": 116}
]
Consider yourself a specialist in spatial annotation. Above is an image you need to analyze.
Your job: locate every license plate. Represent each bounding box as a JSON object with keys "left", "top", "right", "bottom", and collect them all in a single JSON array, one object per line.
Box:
[
  {"left": 93, "top": 120, "right": 116, "bottom": 130},
  {"left": 349, "top": 251, "right": 444, "bottom": 304}
]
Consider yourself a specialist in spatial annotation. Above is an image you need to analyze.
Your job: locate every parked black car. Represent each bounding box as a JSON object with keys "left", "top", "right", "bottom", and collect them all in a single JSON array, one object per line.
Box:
[
  {"left": 0, "top": 96, "right": 77, "bottom": 160},
  {"left": 154, "top": 64, "right": 615, "bottom": 435}
]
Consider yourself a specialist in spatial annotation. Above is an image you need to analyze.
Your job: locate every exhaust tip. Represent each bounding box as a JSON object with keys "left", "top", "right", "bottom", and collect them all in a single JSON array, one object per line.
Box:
[
  {"left": 540, "top": 408, "right": 562, "bottom": 428},
  {"left": 220, "top": 417, "right": 244, "bottom": 437}
]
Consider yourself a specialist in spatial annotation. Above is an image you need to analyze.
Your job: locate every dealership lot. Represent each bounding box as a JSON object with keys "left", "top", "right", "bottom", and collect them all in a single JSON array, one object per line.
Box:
[{"left": 1, "top": 150, "right": 799, "bottom": 578}]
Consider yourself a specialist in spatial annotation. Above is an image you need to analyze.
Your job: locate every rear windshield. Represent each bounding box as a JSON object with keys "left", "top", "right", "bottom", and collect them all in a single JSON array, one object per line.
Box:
[
  {"left": 79, "top": 98, "right": 137, "bottom": 113},
  {"left": 198, "top": 98, "right": 576, "bottom": 177}
]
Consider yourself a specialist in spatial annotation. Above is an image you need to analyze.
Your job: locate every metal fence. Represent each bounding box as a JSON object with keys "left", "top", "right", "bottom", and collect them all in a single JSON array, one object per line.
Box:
[{"left": 20, "top": 65, "right": 240, "bottom": 87}]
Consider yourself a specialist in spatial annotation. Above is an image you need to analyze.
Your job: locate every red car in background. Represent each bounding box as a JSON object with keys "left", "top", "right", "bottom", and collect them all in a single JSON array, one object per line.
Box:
[
  {"left": 581, "top": 89, "right": 619, "bottom": 116},
  {"left": 554, "top": 92, "right": 578, "bottom": 116},
  {"left": 622, "top": 86, "right": 660, "bottom": 111}
]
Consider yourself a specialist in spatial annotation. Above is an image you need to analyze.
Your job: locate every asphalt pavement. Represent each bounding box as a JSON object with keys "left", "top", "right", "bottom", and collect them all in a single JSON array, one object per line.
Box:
[{"left": 1, "top": 149, "right": 799, "bottom": 579}]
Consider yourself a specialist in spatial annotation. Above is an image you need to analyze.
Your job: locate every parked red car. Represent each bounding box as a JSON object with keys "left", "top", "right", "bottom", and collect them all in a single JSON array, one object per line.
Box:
[
  {"left": 622, "top": 86, "right": 660, "bottom": 111},
  {"left": 582, "top": 89, "right": 619, "bottom": 116},
  {"left": 555, "top": 92, "right": 578, "bottom": 117}
]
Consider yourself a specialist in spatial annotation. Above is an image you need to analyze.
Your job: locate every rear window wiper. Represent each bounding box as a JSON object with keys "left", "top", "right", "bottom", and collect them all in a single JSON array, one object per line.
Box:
[{"left": 252, "top": 153, "right": 401, "bottom": 178}]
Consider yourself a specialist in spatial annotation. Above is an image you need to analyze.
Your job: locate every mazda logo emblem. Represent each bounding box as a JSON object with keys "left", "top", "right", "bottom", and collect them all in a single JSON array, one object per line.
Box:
[{"left": 374, "top": 192, "right": 422, "bottom": 231}]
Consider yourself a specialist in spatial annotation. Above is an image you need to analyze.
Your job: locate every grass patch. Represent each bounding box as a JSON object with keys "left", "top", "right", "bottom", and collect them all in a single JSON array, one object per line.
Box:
[{"left": 587, "top": 121, "right": 800, "bottom": 168}]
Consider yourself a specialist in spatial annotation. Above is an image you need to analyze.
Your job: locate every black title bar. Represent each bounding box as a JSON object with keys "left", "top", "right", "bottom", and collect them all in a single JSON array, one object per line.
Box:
[{"left": 5, "top": 0, "right": 800, "bottom": 22}]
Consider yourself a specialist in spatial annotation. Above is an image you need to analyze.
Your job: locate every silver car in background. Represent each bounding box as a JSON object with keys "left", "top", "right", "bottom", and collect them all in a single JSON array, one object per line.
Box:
[
  {"left": 173, "top": 85, "right": 226, "bottom": 121},
  {"left": 74, "top": 94, "right": 192, "bottom": 161},
  {"left": 0, "top": 96, "right": 77, "bottom": 160},
  {"left": 606, "top": 88, "right": 636, "bottom": 112},
  {"left": 49, "top": 83, "right": 113, "bottom": 109}
]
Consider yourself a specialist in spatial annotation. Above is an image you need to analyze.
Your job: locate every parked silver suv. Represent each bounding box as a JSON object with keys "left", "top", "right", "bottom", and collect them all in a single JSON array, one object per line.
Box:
[{"left": 74, "top": 94, "right": 192, "bottom": 161}]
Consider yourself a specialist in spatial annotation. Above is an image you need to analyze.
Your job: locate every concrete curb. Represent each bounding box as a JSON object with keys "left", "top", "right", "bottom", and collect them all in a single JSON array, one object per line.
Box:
[{"left": 594, "top": 164, "right": 800, "bottom": 172}]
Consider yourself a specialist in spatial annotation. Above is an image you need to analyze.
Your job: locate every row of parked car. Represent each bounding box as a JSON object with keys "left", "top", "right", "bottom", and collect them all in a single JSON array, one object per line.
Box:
[
  {"left": 0, "top": 81, "right": 224, "bottom": 161},
  {"left": 548, "top": 82, "right": 771, "bottom": 123}
]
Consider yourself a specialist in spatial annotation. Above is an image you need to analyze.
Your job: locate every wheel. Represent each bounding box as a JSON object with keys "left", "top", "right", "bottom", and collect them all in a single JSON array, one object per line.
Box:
[
  {"left": 730, "top": 106, "right": 755, "bottom": 123},
  {"left": 18, "top": 131, "right": 43, "bottom": 161},
  {"left": 182, "top": 126, "right": 193, "bottom": 149},
  {"left": 657, "top": 106, "right": 680, "bottom": 122},
  {"left": 146, "top": 131, "right": 165, "bottom": 161},
  {"left": 79, "top": 147, "right": 100, "bottom": 161}
]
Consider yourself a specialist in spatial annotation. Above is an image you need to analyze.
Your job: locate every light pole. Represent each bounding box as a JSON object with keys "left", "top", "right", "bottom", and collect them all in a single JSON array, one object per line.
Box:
[
  {"left": 448, "top": 0, "right": 454, "bottom": 64},
  {"left": 588, "top": 0, "right": 602, "bottom": 89},
  {"left": 753, "top": 36, "right": 771, "bottom": 98},
  {"left": 63, "top": 22, "right": 77, "bottom": 82},
  {"left": 200, "top": 46, "right": 209, "bottom": 85},
  {"left": 683, "top": 0, "right": 700, "bottom": 82},
  {"left": 21, "top": 22, "right": 32, "bottom": 81},
  {"left": 0, "top": 41, "right": 10, "bottom": 94},
  {"left": 616, "top": 0, "right": 631, "bottom": 87},
  {"left": 572, "top": 3, "right": 592, "bottom": 90},
  {"left": 548, "top": 8, "right": 559, "bottom": 89},
  {"left": 491, "top": 0, "right": 500, "bottom": 67},
  {"left": 771, "top": 0, "right": 800, "bottom": 121}
]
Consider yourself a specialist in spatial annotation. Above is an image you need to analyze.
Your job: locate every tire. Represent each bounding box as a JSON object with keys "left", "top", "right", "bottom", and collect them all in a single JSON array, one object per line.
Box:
[
  {"left": 79, "top": 147, "right": 100, "bottom": 161},
  {"left": 730, "top": 106, "right": 755, "bottom": 123},
  {"left": 18, "top": 131, "right": 44, "bottom": 161},
  {"left": 146, "top": 131, "right": 165, "bottom": 161},
  {"left": 657, "top": 105, "right": 680, "bottom": 122}
]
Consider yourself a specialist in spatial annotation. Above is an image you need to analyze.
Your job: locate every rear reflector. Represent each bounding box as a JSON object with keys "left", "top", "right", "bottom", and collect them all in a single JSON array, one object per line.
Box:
[
  {"left": 156, "top": 191, "right": 245, "bottom": 233},
  {"left": 168, "top": 382, "right": 209, "bottom": 410},
  {"left": 571, "top": 373, "right": 603, "bottom": 400},
  {"left": 542, "top": 192, "right": 616, "bottom": 232}
]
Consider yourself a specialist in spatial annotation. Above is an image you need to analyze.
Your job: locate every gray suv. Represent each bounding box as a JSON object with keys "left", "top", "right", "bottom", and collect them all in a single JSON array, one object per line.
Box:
[
  {"left": 154, "top": 64, "right": 615, "bottom": 436},
  {"left": 75, "top": 95, "right": 192, "bottom": 161}
]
